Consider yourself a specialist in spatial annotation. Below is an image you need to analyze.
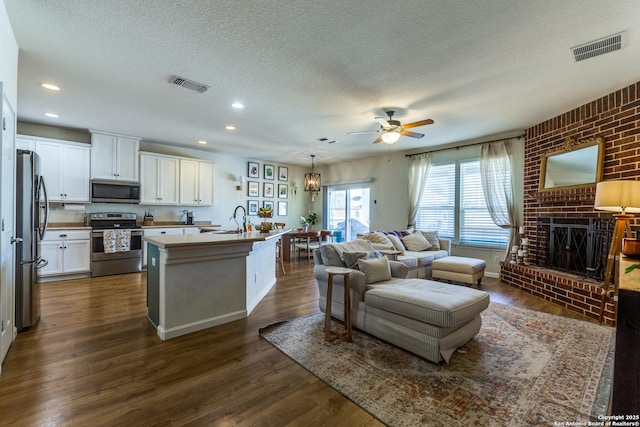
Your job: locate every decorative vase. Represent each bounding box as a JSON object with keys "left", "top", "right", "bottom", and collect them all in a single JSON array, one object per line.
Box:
[{"left": 303, "top": 225, "right": 309, "bottom": 232}]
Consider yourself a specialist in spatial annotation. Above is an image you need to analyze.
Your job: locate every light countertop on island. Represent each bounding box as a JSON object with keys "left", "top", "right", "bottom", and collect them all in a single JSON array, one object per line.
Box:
[{"left": 143, "top": 229, "right": 288, "bottom": 249}]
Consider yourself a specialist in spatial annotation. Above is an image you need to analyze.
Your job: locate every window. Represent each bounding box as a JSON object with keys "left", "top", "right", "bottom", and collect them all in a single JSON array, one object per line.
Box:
[
  {"left": 416, "top": 159, "right": 510, "bottom": 247},
  {"left": 326, "top": 187, "right": 370, "bottom": 242}
]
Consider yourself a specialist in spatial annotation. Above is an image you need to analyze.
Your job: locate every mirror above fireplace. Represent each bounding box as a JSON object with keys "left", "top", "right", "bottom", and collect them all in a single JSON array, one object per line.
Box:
[{"left": 539, "top": 137, "right": 604, "bottom": 192}]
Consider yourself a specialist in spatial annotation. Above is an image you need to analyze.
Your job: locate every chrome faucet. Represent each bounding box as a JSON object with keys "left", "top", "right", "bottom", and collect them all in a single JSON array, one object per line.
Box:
[{"left": 231, "top": 205, "right": 247, "bottom": 233}]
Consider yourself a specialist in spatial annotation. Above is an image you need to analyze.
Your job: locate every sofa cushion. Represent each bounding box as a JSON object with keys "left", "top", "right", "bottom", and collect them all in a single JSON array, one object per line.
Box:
[
  {"left": 358, "top": 232, "right": 394, "bottom": 247},
  {"left": 342, "top": 250, "right": 381, "bottom": 269},
  {"left": 419, "top": 230, "right": 441, "bottom": 251},
  {"left": 357, "top": 256, "right": 391, "bottom": 284},
  {"left": 365, "top": 279, "right": 489, "bottom": 328},
  {"left": 385, "top": 234, "right": 406, "bottom": 254},
  {"left": 319, "top": 239, "right": 374, "bottom": 266},
  {"left": 402, "top": 250, "right": 435, "bottom": 267},
  {"left": 401, "top": 231, "right": 432, "bottom": 252}
]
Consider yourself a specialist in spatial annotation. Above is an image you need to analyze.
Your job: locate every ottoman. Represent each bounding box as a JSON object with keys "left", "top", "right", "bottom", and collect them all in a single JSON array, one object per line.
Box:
[
  {"left": 432, "top": 256, "right": 486, "bottom": 286},
  {"left": 365, "top": 279, "right": 490, "bottom": 362}
]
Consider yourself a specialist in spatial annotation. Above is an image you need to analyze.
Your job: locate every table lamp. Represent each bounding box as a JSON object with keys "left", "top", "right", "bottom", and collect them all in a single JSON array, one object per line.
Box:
[{"left": 594, "top": 180, "right": 640, "bottom": 322}]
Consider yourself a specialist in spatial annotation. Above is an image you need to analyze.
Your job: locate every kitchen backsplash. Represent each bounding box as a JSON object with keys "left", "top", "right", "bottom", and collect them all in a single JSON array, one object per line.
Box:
[{"left": 48, "top": 203, "right": 217, "bottom": 226}]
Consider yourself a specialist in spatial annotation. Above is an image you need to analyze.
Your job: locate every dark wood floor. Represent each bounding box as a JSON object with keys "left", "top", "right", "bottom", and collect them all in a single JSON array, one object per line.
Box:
[{"left": 0, "top": 261, "right": 595, "bottom": 426}]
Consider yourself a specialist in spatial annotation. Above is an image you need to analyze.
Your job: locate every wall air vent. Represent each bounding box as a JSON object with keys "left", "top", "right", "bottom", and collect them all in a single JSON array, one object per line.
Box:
[
  {"left": 571, "top": 32, "right": 625, "bottom": 62},
  {"left": 170, "top": 76, "right": 210, "bottom": 93}
]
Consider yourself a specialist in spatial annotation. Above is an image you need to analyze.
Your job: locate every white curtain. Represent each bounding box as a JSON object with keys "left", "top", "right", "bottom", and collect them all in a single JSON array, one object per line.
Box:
[
  {"left": 407, "top": 153, "right": 431, "bottom": 228},
  {"left": 480, "top": 139, "right": 519, "bottom": 260}
]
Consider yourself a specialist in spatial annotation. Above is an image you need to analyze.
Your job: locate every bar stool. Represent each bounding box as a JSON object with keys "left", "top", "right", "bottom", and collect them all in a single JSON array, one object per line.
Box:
[{"left": 273, "top": 223, "right": 286, "bottom": 275}]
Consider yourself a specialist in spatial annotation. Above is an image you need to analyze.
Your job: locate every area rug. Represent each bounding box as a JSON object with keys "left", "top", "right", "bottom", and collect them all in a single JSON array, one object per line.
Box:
[{"left": 259, "top": 302, "right": 614, "bottom": 427}]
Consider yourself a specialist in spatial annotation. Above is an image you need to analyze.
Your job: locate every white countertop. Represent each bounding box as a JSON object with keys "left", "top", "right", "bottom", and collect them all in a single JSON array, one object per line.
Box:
[{"left": 143, "top": 229, "right": 287, "bottom": 249}]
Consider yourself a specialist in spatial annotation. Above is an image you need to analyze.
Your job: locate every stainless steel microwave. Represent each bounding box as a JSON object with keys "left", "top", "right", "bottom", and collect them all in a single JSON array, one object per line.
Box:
[{"left": 91, "top": 180, "right": 140, "bottom": 204}]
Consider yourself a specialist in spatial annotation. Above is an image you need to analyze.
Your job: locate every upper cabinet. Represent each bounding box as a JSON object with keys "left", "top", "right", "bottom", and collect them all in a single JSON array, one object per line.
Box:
[
  {"left": 179, "top": 159, "right": 215, "bottom": 206},
  {"left": 140, "top": 153, "right": 179, "bottom": 205},
  {"left": 90, "top": 131, "right": 140, "bottom": 182},
  {"left": 17, "top": 135, "right": 91, "bottom": 203}
]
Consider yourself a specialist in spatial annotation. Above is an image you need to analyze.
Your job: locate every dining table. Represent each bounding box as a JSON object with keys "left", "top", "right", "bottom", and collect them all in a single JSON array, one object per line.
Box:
[{"left": 281, "top": 229, "right": 317, "bottom": 261}]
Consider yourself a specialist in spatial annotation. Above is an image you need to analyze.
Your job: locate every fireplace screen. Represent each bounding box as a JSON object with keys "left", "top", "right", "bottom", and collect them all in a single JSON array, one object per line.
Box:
[{"left": 535, "top": 217, "right": 614, "bottom": 281}]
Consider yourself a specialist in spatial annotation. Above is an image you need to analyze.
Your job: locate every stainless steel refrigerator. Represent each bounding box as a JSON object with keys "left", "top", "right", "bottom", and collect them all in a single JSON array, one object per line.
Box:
[{"left": 15, "top": 150, "right": 49, "bottom": 331}]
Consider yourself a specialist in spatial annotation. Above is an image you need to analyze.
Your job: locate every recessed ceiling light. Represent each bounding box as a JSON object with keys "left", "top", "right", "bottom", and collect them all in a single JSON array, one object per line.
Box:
[
  {"left": 41, "top": 83, "right": 60, "bottom": 91},
  {"left": 231, "top": 102, "right": 244, "bottom": 109},
  {"left": 225, "top": 125, "right": 236, "bottom": 130},
  {"left": 44, "top": 113, "right": 59, "bottom": 118},
  {"left": 197, "top": 140, "right": 207, "bottom": 145}
]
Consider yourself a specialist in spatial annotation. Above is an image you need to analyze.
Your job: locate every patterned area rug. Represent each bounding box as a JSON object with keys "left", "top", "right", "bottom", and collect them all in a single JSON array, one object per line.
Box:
[{"left": 259, "top": 302, "right": 614, "bottom": 427}]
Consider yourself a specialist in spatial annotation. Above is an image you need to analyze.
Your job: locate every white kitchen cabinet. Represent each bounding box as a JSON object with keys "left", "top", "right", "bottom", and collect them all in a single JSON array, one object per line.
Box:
[
  {"left": 16, "top": 136, "right": 35, "bottom": 151},
  {"left": 142, "top": 228, "right": 183, "bottom": 267},
  {"left": 35, "top": 140, "right": 91, "bottom": 202},
  {"left": 38, "top": 230, "right": 91, "bottom": 279},
  {"left": 140, "top": 153, "right": 179, "bottom": 205},
  {"left": 179, "top": 159, "right": 215, "bottom": 206},
  {"left": 90, "top": 131, "right": 140, "bottom": 182}
]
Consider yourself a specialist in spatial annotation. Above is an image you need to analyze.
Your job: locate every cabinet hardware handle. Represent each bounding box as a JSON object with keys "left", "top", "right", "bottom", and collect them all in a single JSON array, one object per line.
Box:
[{"left": 60, "top": 234, "right": 67, "bottom": 238}]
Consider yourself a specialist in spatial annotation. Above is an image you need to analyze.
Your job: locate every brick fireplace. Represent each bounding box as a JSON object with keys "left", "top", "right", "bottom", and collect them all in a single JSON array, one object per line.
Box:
[{"left": 501, "top": 80, "right": 640, "bottom": 326}]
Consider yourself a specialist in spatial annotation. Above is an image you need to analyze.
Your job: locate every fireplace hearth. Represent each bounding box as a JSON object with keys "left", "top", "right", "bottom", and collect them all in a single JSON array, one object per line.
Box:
[{"left": 534, "top": 217, "right": 614, "bottom": 281}]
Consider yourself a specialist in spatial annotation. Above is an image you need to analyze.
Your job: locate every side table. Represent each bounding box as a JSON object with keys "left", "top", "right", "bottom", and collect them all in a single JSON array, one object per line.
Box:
[{"left": 324, "top": 267, "right": 353, "bottom": 342}]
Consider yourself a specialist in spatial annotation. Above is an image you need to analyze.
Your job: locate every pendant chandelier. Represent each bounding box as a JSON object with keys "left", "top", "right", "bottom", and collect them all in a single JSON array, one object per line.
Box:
[{"left": 304, "top": 154, "right": 321, "bottom": 201}]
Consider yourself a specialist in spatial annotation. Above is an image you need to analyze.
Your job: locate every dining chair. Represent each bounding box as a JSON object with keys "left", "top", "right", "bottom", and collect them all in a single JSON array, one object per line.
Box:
[{"left": 294, "top": 230, "right": 321, "bottom": 264}]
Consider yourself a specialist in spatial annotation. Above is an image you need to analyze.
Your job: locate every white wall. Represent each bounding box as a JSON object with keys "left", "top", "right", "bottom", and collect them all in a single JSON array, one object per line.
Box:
[{"left": 0, "top": 0, "right": 17, "bottom": 106}]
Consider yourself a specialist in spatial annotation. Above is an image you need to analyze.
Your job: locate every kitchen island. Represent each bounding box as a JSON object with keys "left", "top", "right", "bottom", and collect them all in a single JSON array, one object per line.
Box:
[{"left": 144, "top": 229, "right": 288, "bottom": 340}]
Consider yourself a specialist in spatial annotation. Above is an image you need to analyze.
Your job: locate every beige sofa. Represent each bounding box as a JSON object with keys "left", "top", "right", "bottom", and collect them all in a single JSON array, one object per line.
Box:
[
  {"left": 314, "top": 239, "right": 490, "bottom": 363},
  {"left": 357, "top": 230, "right": 451, "bottom": 278}
]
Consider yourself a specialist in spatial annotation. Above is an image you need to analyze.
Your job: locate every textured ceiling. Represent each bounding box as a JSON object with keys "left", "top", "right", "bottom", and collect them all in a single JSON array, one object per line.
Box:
[{"left": 4, "top": 0, "right": 640, "bottom": 165}]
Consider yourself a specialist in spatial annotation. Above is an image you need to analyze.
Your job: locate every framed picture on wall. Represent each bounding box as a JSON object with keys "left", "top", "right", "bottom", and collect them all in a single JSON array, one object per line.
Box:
[
  {"left": 248, "top": 161, "right": 259, "bottom": 178},
  {"left": 278, "top": 166, "right": 288, "bottom": 181},
  {"left": 264, "top": 164, "right": 275, "bottom": 180},
  {"left": 277, "top": 201, "right": 288, "bottom": 216},
  {"left": 264, "top": 182, "right": 274, "bottom": 198},
  {"left": 247, "top": 200, "right": 259, "bottom": 216},
  {"left": 263, "top": 200, "right": 274, "bottom": 212},
  {"left": 248, "top": 181, "right": 259, "bottom": 197},
  {"left": 278, "top": 184, "right": 288, "bottom": 199}
]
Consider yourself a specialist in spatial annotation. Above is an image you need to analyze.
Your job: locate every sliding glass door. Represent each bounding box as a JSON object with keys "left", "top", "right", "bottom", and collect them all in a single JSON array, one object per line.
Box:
[{"left": 326, "top": 186, "right": 370, "bottom": 242}]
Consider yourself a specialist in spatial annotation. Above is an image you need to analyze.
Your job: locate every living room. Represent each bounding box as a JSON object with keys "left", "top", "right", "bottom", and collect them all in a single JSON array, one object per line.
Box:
[{"left": 1, "top": 1, "right": 639, "bottom": 425}]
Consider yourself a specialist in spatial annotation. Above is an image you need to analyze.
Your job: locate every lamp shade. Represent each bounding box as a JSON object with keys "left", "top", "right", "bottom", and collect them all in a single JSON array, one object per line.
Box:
[
  {"left": 594, "top": 180, "right": 640, "bottom": 214},
  {"left": 381, "top": 131, "right": 401, "bottom": 144}
]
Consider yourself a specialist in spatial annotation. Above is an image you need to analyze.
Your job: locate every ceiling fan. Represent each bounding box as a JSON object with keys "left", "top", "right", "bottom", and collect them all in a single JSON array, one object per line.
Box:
[{"left": 348, "top": 110, "right": 434, "bottom": 144}]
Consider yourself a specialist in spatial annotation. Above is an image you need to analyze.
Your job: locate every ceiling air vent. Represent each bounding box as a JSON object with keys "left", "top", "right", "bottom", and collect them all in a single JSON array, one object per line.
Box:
[
  {"left": 170, "top": 76, "right": 210, "bottom": 93},
  {"left": 571, "top": 32, "right": 625, "bottom": 62}
]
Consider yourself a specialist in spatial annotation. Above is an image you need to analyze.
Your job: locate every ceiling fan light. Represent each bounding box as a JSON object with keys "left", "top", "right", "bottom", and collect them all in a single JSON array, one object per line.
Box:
[{"left": 381, "top": 131, "right": 401, "bottom": 144}]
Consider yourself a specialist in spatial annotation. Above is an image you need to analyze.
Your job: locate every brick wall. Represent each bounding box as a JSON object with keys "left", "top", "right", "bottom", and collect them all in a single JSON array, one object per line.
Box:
[{"left": 502, "top": 80, "right": 640, "bottom": 325}]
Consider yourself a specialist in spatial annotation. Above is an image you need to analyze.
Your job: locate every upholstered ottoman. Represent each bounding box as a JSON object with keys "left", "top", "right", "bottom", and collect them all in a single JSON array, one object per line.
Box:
[
  {"left": 432, "top": 256, "right": 486, "bottom": 286},
  {"left": 364, "top": 279, "right": 490, "bottom": 363}
]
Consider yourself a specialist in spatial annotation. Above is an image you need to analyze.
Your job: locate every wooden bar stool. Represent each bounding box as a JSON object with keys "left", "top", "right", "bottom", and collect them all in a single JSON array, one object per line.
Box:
[{"left": 273, "top": 223, "right": 286, "bottom": 275}]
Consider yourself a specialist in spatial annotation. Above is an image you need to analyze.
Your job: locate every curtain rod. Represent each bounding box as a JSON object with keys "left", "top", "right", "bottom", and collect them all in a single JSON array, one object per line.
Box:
[{"left": 405, "top": 134, "right": 524, "bottom": 158}]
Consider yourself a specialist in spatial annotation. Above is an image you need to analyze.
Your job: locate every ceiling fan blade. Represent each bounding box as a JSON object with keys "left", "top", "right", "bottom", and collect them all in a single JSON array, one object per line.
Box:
[
  {"left": 400, "top": 130, "right": 424, "bottom": 139},
  {"left": 375, "top": 117, "right": 391, "bottom": 128},
  {"left": 402, "top": 119, "right": 434, "bottom": 129},
  {"left": 372, "top": 135, "right": 383, "bottom": 144},
  {"left": 348, "top": 129, "right": 381, "bottom": 135}
]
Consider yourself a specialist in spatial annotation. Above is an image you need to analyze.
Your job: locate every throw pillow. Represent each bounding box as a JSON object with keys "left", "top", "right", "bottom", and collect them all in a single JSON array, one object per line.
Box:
[
  {"left": 357, "top": 256, "right": 391, "bottom": 284},
  {"left": 342, "top": 250, "right": 381, "bottom": 269},
  {"left": 369, "top": 232, "right": 395, "bottom": 247},
  {"left": 385, "top": 233, "right": 406, "bottom": 254},
  {"left": 420, "top": 230, "right": 441, "bottom": 251},
  {"left": 401, "top": 231, "right": 432, "bottom": 252}
]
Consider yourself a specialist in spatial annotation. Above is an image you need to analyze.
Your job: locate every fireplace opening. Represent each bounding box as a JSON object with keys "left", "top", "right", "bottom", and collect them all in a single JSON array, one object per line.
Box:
[{"left": 534, "top": 217, "right": 614, "bottom": 281}]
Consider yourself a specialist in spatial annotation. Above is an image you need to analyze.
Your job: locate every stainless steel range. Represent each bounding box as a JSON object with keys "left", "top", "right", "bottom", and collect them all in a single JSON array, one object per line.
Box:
[{"left": 90, "top": 212, "right": 142, "bottom": 277}]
